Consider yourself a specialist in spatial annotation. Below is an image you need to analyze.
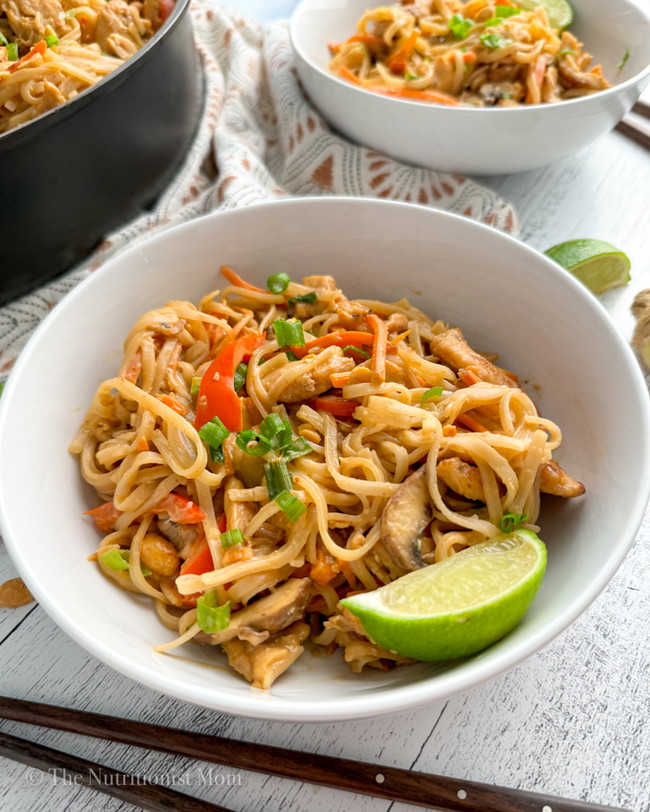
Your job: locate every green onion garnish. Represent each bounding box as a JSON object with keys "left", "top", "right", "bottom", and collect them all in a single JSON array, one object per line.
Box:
[
  {"left": 209, "top": 445, "right": 224, "bottom": 463},
  {"left": 342, "top": 344, "right": 370, "bottom": 360},
  {"left": 273, "top": 319, "right": 305, "bottom": 348},
  {"left": 274, "top": 491, "right": 307, "bottom": 522},
  {"left": 404, "top": 71, "right": 419, "bottom": 80},
  {"left": 421, "top": 386, "right": 443, "bottom": 406},
  {"left": 288, "top": 292, "right": 318, "bottom": 306},
  {"left": 45, "top": 34, "right": 59, "bottom": 47},
  {"left": 480, "top": 32, "right": 512, "bottom": 49},
  {"left": 267, "top": 273, "right": 291, "bottom": 294},
  {"left": 199, "top": 416, "right": 230, "bottom": 459},
  {"left": 499, "top": 512, "right": 528, "bottom": 533},
  {"left": 556, "top": 48, "right": 576, "bottom": 58},
  {"left": 64, "top": 8, "right": 77, "bottom": 17},
  {"left": 99, "top": 549, "right": 151, "bottom": 577},
  {"left": 0, "top": 382, "right": 4, "bottom": 397},
  {"left": 220, "top": 528, "right": 244, "bottom": 548},
  {"left": 282, "top": 437, "right": 312, "bottom": 462},
  {"left": 260, "top": 412, "right": 285, "bottom": 440},
  {"left": 286, "top": 351, "right": 299, "bottom": 362},
  {"left": 236, "top": 429, "right": 272, "bottom": 456},
  {"left": 496, "top": 5, "right": 520, "bottom": 17},
  {"left": 190, "top": 377, "right": 201, "bottom": 397},
  {"left": 234, "top": 362, "right": 248, "bottom": 391},
  {"left": 449, "top": 13, "right": 473, "bottom": 39},
  {"left": 6, "top": 42, "right": 18, "bottom": 61},
  {"left": 196, "top": 591, "right": 231, "bottom": 633},
  {"left": 483, "top": 16, "right": 502, "bottom": 26},
  {"left": 0, "top": 33, "right": 8, "bottom": 46},
  {"left": 264, "top": 459, "right": 293, "bottom": 500},
  {"left": 617, "top": 48, "right": 630, "bottom": 70}
]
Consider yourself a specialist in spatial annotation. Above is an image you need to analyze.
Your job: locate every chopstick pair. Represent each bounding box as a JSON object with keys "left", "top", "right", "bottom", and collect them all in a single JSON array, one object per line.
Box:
[
  {"left": 0, "top": 696, "right": 631, "bottom": 812},
  {"left": 615, "top": 100, "right": 650, "bottom": 150}
]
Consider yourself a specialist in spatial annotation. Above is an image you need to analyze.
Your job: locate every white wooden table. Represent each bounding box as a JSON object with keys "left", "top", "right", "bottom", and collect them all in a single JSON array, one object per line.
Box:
[{"left": 1, "top": 2, "right": 650, "bottom": 810}]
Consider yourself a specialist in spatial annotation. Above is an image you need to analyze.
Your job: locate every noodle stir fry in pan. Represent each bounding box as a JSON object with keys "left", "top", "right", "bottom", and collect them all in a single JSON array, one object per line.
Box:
[{"left": 72, "top": 268, "right": 584, "bottom": 689}]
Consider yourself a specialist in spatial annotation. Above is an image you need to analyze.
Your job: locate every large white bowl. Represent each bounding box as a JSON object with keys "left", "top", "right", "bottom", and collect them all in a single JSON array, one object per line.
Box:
[
  {"left": 290, "top": 0, "right": 650, "bottom": 174},
  {"left": 1, "top": 198, "right": 649, "bottom": 721}
]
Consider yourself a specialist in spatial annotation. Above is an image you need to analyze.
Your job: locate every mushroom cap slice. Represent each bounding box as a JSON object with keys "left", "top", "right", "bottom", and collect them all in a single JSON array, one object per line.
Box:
[{"left": 380, "top": 467, "right": 431, "bottom": 571}]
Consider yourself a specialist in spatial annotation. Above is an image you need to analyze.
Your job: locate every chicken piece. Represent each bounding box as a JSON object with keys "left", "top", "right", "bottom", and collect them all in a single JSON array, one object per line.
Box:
[
  {"left": 335, "top": 298, "right": 370, "bottom": 330},
  {"left": 141, "top": 0, "right": 169, "bottom": 30},
  {"left": 301, "top": 275, "right": 337, "bottom": 290},
  {"left": 95, "top": 0, "right": 141, "bottom": 58},
  {"left": 381, "top": 467, "right": 431, "bottom": 571},
  {"left": 540, "top": 460, "right": 585, "bottom": 498},
  {"left": 437, "top": 457, "right": 486, "bottom": 502},
  {"left": 291, "top": 275, "right": 339, "bottom": 320},
  {"left": 205, "top": 578, "right": 312, "bottom": 645},
  {"left": 221, "top": 621, "right": 309, "bottom": 689},
  {"left": 429, "top": 328, "right": 518, "bottom": 389},
  {"left": 277, "top": 348, "right": 354, "bottom": 403},
  {"left": 1, "top": 0, "right": 64, "bottom": 46},
  {"left": 224, "top": 475, "right": 257, "bottom": 532}
]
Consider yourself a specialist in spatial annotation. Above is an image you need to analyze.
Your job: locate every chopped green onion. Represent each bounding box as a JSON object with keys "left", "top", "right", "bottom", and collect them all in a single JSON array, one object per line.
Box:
[
  {"left": 99, "top": 549, "right": 151, "bottom": 577},
  {"left": 274, "top": 490, "right": 307, "bottom": 522},
  {"left": 556, "top": 48, "right": 576, "bottom": 58},
  {"left": 480, "top": 32, "right": 512, "bottom": 49},
  {"left": 264, "top": 459, "right": 293, "bottom": 500},
  {"left": 617, "top": 48, "right": 630, "bottom": 70},
  {"left": 449, "top": 13, "right": 473, "bottom": 39},
  {"left": 342, "top": 344, "right": 370, "bottom": 360},
  {"left": 6, "top": 42, "right": 18, "bottom": 60},
  {"left": 496, "top": 5, "right": 520, "bottom": 17},
  {"left": 499, "top": 512, "right": 528, "bottom": 533},
  {"left": 199, "top": 416, "right": 230, "bottom": 458},
  {"left": 260, "top": 412, "right": 285, "bottom": 440},
  {"left": 404, "top": 71, "right": 419, "bottom": 80},
  {"left": 288, "top": 292, "right": 317, "bottom": 306},
  {"left": 281, "top": 437, "right": 312, "bottom": 462},
  {"left": 0, "top": 33, "right": 8, "bottom": 46},
  {"left": 483, "top": 16, "right": 502, "bottom": 26},
  {"left": 273, "top": 319, "right": 305, "bottom": 348},
  {"left": 209, "top": 445, "right": 224, "bottom": 463},
  {"left": 45, "top": 34, "right": 59, "bottom": 47},
  {"left": 190, "top": 376, "right": 201, "bottom": 397},
  {"left": 267, "top": 272, "right": 291, "bottom": 294},
  {"left": 196, "top": 591, "right": 231, "bottom": 633},
  {"left": 236, "top": 429, "right": 272, "bottom": 456},
  {"left": 286, "top": 351, "right": 299, "bottom": 362},
  {"left": 234, "top": 362, "right": 248, "bottom": 391},
  {"left": 0, "top": 382, "right": 4, "bottom": 397},
  {"left": 220, "top": 528, "right": 244, "bottom": 548},
  {"left": 64, "top": 8, "right": 77, "bottom": 17},
  {"left": 421, "top": 386, "right": 443, "bottom": 406}
]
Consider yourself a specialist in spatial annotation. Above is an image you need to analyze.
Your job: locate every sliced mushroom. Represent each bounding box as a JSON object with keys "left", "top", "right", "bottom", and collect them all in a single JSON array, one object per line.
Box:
[
  {"left": 429, "top": 327, "right": 518, "bottom": 389},
  {"left": 540, "top": 460, "right": 585, "bottom": 498},
  {"left": 437, "top": 457, "right": 486, "bottom": 502},
  {"left": 230, "top": 445, "right": 266, "bottom": 489},
  {"left": 221, "top": 621, "right": 310, "bottom": 690},
  {"left": 224, "top": 475, "right": 257, "bottom": 531},
  {"left": 205, "top": 578, "right": 311, "bottom": 645},
  {"left": 157, "top": 516, "right": 199, "bottom": 556},
  {"left": 381, "top": 467, "right": 431, "bottom": 571}
]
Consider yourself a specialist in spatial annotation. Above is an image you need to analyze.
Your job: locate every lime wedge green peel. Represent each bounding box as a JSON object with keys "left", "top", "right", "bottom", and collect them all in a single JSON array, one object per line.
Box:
[
  {"left": 341, "top": 530, "right": 547, "bottom": 661},
  {"left": 517, "top": 0, "right": 573, "bottom": 30},
  {"left": 545, "top": 239, "right": 631, "bottom": 294}
]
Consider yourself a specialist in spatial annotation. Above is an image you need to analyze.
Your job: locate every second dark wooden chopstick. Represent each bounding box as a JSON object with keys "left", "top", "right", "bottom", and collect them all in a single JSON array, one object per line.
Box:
[
  {"left": 0, "top": 696, "right": 630, "bottom": 812},
  {"left": 615, "top": 100, "right": 650, "bottom": 150}
]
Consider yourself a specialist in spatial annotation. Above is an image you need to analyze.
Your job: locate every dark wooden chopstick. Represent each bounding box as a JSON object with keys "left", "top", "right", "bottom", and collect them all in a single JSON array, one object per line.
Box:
[
  {"left": 0, "top": 728, "right": 231, "bottom": 812},
  {"left": 615, "top": 100, "right": 650, "bottom": 150},
  {"left": 0, "top": 696, "right": 631, "bottom": 812}
]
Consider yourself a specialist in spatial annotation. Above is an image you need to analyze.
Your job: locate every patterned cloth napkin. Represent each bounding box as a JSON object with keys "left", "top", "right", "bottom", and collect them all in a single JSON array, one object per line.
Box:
[{"left": 0, "top": 0, "right": 516, "bottom": 381}]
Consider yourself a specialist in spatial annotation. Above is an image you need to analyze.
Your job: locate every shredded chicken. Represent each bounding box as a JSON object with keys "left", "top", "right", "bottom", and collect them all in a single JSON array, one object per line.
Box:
[
  {"left": 437, "top": 457, "right": 486, "bottom": 501},
  {"left": 429, "top": 328, "right": 518, "bottom": 389},
  {"left": 325, "top": 608, "right": 415, "bottom": 672},
  {"left": 0, "top": 0, "right": 63, "bottom": 46},
  {"left": 277, "top": 348, "right": 354, "bottom": 403}
]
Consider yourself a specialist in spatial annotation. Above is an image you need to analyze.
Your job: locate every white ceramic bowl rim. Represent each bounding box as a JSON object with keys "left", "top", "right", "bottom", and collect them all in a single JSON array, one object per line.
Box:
[
  {"left": 1, "top": 197, "right": 649, "bottom": 722},
  {"left": 290, "top": 0, "right": 650, "bottom": 113}
]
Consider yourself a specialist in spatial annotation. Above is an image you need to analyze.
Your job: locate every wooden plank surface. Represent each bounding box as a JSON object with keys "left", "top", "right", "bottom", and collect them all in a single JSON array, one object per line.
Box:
[{"left": 1, "top": 2, "right": 649, "bottom": 810}]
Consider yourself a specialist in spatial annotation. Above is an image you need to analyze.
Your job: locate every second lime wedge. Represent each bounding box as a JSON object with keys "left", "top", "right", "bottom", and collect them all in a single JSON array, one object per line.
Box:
[
  {"left": 341, "top": 530, "right": 547, "bottom": 661},
  {"left": 517, "top": 0, "right": 573, "bottom": 30},
  {"left": 545, "top": 239, "right": 631, "bottom": 294}
]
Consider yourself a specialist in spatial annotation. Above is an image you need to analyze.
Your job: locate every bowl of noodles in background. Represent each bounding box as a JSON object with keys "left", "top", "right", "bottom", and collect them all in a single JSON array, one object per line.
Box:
[
  {"left": 0, "top": 196, "right": 649, "bottom": 721},
  {"left": 290, "top": 0, "right": 650, "bottom": 174},
  {"left": 0, "top": 0, "right": 202, "bottom": 306}
]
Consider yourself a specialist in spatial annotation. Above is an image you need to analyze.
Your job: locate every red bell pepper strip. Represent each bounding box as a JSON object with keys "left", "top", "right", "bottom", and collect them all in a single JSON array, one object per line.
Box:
[
  {"left": 179, "top": 514, "right": 226, "bottom": 576},
  {"left": 307, "top": 395, "right": 360, "bottom": 419},
  {"left": 194, "top": 332, "right": 265, "bottom": 432},
  {"left": 155, "top": 493, "right": 206, "bottom": 524}
]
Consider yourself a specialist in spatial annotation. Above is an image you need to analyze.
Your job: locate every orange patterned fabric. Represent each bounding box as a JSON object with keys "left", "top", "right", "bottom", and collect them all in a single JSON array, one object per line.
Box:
[{"left": 0, "top": 0, "right": 516, "bottom": 378}]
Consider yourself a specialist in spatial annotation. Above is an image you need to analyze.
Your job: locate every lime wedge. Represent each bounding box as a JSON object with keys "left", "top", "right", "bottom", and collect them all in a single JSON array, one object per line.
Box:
[
  {"left": 545, "top": 239, "right": 631, "bottom": 294},
  {"left": 516, "top": 0, "right": 573, "bottom": 29},
  {"left": 341, "top": 531, "right": 546, "bottom": 661}
]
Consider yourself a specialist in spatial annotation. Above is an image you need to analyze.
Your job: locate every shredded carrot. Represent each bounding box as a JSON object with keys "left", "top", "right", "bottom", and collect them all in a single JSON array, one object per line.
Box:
[
  {"left": 158, "top": 394, "right": 186, "bottom": 415},
  {"left": 526, "top": 55, "right": 547, "bottom": 104},
  {"left": 458, "top": 369, "right": 482, "bottom": 387},
  {"left": 220, "top": 265, "right": 266, "bottom": 293},
  {"left": 455, "top": 413, "right": 489, "bottom": 433},
  {"left": 137, "top": 437, "right": 149, "bottom": 453},
  {"left": 328, "top": 42, "right": 340, "bottom": 54},
  {"left": 330, "top": 371, "right": 351, "bottom": 388},
  {"left": 311, "top": 548, "right": 340, "bottom": 586},
  {"left": 365, "top": 314, "right": 388, "bottom": 384},
  {"left": 442, "top": 425, "right": 458, "bottom": 437},
  {"left": 338, "top": 66, "right": 361, "bottom": 85},
  {"left": 462, "top": 51, "right": 476, "bottom": 63},
  {"left": 123, "top": 351, "right": 142, "bottom": 384},
  {"left": 8, "top": 40, "right": 46, "bottom": 74},
  {"left": 387, "top": 30, "right": 418, "bottom": 74},
  {"left": 374, "top": 86, "right": 461, "bottom": 106},
  {"left": 347, "top": 34, "right": 385, "bottom": 52},
  {"left": 87, "top": 553, "right": 98, "bottom": 562},
  {"left": 415, "top": 375, "right": 426, "bottom": 387}
]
